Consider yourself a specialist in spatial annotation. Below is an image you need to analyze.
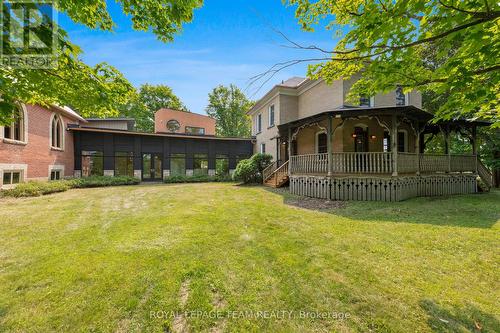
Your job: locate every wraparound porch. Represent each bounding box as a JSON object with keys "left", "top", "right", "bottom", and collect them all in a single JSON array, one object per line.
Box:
[{"left": 266, "top": 105, "right": 492, "bottom": 200}]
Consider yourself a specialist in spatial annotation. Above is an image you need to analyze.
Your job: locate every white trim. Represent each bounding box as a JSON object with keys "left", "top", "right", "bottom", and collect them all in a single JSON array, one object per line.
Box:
[
  {"left": 260, "top": 143, "right": 266, "bottom": 154},
  {"left": 49, "top": 112, "right": 65, "bottom": 151},
  {"left": 315, "top": 130, "right": 327, "bottom": 153},
  {"left": 370, "top": 96, "right": 375, "bottom": 107}
]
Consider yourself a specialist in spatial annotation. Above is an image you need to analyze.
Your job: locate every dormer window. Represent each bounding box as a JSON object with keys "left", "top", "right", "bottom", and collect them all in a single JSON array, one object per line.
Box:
[
  {"left": 396, "top": 86, "right": 406, "bottom": 106},
  {"left": 360, "top": 95, "right": 370, "bottom": 107},
  {"left": 166, "top": 119, "right": 180, "bottom": 132}
]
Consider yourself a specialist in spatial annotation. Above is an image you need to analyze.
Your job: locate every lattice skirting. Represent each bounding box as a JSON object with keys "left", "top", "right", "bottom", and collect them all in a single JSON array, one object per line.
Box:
[{"left": 289, "top": 174, "right": 477, "bottom": 202}]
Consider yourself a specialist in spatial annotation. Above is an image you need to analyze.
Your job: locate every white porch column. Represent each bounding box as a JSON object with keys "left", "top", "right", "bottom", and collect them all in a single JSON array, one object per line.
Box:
[
  {"left": 327, "top": 115, "right": 333, "bottom": 177},
  {"left": 391, "top": 114, "right": 398, "bottom": 176},
  {"left": 287, "top": 126, "right": 292, "bottom": 176}
]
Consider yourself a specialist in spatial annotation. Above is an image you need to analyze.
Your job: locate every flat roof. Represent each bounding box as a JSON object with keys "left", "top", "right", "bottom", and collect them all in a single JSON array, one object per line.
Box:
[{"left": 69, "top": 126, "right": 254, "bottom": 141}]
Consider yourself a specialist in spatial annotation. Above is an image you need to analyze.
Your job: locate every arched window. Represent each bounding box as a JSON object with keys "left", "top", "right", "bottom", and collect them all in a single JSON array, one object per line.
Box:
[
  {"left": 166, "top": 119, "right": 180, "bottom": 132},
  {"left": 315, "top": 131, "right": 328, "bottom": 154},
  {"left": 4, "top": 105, "right": 26, "bottom": 142},
  {"left": 50, "top": 114, "right": 64, "bottom": 149}
]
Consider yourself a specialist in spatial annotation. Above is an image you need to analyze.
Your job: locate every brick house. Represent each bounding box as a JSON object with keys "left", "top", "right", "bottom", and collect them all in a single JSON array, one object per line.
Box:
[{"left": 0, "top": 104, "right": 86, "bottom": 188}]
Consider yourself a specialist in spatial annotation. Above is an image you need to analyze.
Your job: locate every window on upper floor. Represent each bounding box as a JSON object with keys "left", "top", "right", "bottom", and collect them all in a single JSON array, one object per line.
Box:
[
  {"left": 50, "top": 114, "right": 64, "bottom": 149},
  {"left": 4, "top": 106, "right": 25, "bottom": 142},
  {"left": 359, "top": 95, "right": 371, "bottom": 107},
  {"left": 185, "top": 126, "right": 205, "bottom": 135},
  {"left": 395, "top": 86, "right": 406, "bottom": 106},
  {"left": 257, "top": 114, "right": 262, "bottom": 133},
  {"left": 260, "top": 143, "right": 266, "bottom": 154},
  {"left": 268, "top": 105, "right": 275, "bottom": 127},
  {"left": 166, "top": 119, "right": 180, "bottom": 133}
]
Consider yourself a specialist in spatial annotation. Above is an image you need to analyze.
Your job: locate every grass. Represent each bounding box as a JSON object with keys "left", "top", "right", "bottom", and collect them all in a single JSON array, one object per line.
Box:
[{"left": 0, "top": 183, "right": 498, "bottom": 332}]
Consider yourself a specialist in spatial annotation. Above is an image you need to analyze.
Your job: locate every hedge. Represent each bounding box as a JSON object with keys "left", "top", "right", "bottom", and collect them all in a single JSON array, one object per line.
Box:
[
  {"left": 163, "top": 174, "right": 233, "bottom": 183},
  {"left": 1, "top": 176, "right": 140, "bottom": 198}
]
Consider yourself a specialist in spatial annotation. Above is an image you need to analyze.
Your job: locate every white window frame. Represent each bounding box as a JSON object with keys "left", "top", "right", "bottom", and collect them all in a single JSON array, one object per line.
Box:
[
  {"left": 315, "top": 131, "right": 327, "bottom": 154},
  {"left": 257, "top": 113, "right": 262, "bottom": 133},
  {"left": 268, "top": 105, "right": 275, "bottom": 127},
  {"left": 370, "top": 96, "right": 375, "bottom": 107},
  {"left": 49, "top": 113, "right": 65, "bottom": 150},
  {"left": 260, "top": 143, "right": 266, "bottom": 154}
]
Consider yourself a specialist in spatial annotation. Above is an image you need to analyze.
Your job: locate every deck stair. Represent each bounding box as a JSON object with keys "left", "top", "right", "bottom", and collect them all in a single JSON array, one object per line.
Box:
[
  {"left": 263, "top": 160, "right": 289, "bottom": 188},
  {"left": 477, "top": 160, "right": 493, "bottom": 192}
]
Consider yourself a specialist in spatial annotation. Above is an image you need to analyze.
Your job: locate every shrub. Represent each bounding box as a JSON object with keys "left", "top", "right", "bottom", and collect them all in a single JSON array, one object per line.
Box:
[
  {"left": 233, "top": 153, "right": 273, "bottom": 184},
  {"left": 1, "top": 180, "right": 70, "bottom": 198},
  {"left": 69, "top": 176, "right": 140, "bottom": 188},
  {"left": 1, "top": 176, "right": 140, "bottom": 198},
  {"left": 164, "top": 174, "right": 233, "bottom": 183}
]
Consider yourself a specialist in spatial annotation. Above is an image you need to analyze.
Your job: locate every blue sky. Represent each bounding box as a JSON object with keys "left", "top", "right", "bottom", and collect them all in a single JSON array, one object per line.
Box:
[{"left": 59, "top": 0, "right": 337, "bottom": 114}]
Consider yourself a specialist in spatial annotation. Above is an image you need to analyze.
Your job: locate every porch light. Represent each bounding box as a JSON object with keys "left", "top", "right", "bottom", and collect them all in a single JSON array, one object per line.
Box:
[
  {"left": 351, "top": 133, "right": 357, "bottom": 138},
  {"left": 371, "top": 135, "right": 377, "bottom": 140}
]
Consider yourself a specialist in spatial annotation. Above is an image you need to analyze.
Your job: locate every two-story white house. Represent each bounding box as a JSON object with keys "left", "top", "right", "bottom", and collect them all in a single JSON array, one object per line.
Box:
[{"left": 248, "top": 76, "right": 490, "bottom": 202}]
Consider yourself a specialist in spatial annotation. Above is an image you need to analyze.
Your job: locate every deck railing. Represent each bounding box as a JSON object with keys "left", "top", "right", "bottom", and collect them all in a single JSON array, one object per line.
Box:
[
  {"left": 290, "top": 153, "right": 328, "bottom": 174},
  {"left": 331, "top": 152, "right": 393, "bottom": 174},
  {"left": 419, "top": 154, "right": 449, "bottom": 173},
  {"left": 290, "top": 152, "right": 478, "bottom": 175},
  {"left": 398, "top": 153, "right": 419, "bottom": 173}
]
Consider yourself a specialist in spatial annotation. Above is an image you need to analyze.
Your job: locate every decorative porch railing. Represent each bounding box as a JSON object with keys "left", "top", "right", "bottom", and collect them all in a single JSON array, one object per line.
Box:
[
  {"left": 331, "top": 152, "right": 393, "bottom": 174},
  {"left": 290, "top": 152, "right": 479, "bottom": 175},
  {"left": 290, "top": 153, "right": 328, "bottom": 174}
]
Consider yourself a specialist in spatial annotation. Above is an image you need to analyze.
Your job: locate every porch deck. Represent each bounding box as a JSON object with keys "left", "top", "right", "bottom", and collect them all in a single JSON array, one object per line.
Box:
[
  {"left": 289, "top": 152, "right": 477, "bottom": 176},
  {"left": 282, "top": 152, "right": 492, "bottom": 202}
]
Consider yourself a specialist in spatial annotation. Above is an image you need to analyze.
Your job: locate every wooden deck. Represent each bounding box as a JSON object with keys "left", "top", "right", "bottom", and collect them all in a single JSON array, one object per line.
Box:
[{"left": 276, "top": 152, "right": 492, "bottom": 201}]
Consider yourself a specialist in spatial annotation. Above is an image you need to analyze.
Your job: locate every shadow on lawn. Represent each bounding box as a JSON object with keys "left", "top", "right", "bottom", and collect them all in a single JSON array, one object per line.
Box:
[
  {"left": 265, "top": 187, "right": 499, "bottom": 229},
  {"left": 420, "top": 299, "right": 499, "bottom": 332}
]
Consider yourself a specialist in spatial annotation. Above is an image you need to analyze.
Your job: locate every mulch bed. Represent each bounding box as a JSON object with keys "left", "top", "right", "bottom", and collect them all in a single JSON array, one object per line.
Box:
[{"left": 268, "top": 187, "right": 346, "bottom": 211}]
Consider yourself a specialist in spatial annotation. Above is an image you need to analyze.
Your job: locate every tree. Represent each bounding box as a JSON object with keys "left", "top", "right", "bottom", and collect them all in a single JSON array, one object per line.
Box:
[
  {"left": 0, "top": 0, "right": 202, "bottom": 124},
  {"left": 206, "top": 85, "right": 253, "bottom": 137},
  {"left": 120, "top": 84, "right": 188, "bottom": 132},
  {"left": 270, "top": 1, "right": 500, "bottom": 126}
]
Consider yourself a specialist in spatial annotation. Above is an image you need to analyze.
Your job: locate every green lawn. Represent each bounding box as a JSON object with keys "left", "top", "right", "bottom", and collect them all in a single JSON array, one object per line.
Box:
[{"left": 0, "top": 184, "right": 498, "bottom": 332}]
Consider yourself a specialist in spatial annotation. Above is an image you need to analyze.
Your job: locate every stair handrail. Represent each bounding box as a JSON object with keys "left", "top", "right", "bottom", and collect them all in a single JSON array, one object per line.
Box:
[
  {"left": 477, "top": 159, "right": 493, "bottom": 188},
  {"left": 263, "top": 161, "right": 278, "bottom": 182},
  {"left": 273, "top": 160, "right": 289, "bottom": 187}
]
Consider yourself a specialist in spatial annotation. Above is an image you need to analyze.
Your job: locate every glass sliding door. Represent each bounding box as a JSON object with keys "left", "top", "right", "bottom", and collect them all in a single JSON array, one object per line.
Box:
[
  {"left": 115, "top": 152, "right": 134, "bottom": 177},
  {"left": 142, "top": 153, "right": 162, "bottom": 180},
  {"left": 81, "top": 151, "right": 104, "bottom": 177},
  {"left": 170, "top": 154, "right": 186, "bottom": 176},
  {"left": 193, "top": 154, "right": 208, "bottom": 176}
]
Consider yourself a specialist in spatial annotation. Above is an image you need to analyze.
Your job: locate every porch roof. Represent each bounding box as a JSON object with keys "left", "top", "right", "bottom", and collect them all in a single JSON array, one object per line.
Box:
[{"left": 278, "top": 105, "right": 490, "bottom": 132}]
